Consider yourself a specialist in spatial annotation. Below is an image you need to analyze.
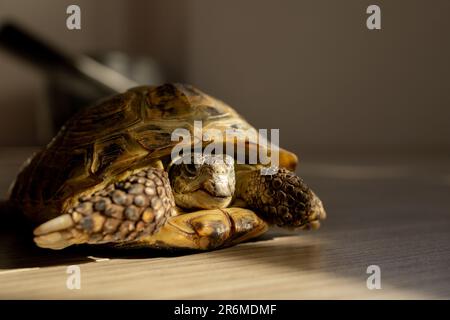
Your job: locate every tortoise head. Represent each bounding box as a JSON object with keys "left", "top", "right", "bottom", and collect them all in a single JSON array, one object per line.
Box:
[{"left": 168, "top": 154, "right": 235, "bottom": 210}]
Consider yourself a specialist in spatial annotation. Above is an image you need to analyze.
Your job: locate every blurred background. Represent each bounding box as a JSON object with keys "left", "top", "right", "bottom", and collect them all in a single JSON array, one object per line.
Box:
[{"left": 0, "top": 0, "right": 449, "bottom": 153}]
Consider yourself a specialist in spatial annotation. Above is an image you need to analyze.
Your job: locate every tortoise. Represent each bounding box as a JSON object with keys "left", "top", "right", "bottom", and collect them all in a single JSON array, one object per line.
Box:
[{"left": 8, "top": 83, "right": 326, "bottom": 250}]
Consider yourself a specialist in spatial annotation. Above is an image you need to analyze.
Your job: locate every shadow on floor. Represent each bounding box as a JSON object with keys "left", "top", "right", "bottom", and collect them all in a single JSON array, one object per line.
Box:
[{"left": 0, "top": 205, "right": 287, "bottom": 269}]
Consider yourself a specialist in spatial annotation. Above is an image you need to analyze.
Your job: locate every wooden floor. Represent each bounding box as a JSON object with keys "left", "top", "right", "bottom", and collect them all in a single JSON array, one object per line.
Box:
[{"left": 0, "top": 148, "right": 449, "bottom": 299}]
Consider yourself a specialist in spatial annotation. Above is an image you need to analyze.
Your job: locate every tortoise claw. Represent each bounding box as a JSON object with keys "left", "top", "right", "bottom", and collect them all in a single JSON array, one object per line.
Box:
[
  {"left": 33, "top": 214, "right": 82, "bottom": 249},
  {"left": 33, "top": 214, "right": 74, "bottom": 236},
  {"left": 34, "top": 230, "right": 85, "bottom": 249}
]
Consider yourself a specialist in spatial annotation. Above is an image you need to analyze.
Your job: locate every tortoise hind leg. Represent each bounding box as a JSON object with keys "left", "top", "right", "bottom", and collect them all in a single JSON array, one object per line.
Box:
[
  {"left": 135, "top": 208, "right": 269, "bottom": 250},
  {"left": 34, "top": 166, "right": 176, "bottom": 249}
]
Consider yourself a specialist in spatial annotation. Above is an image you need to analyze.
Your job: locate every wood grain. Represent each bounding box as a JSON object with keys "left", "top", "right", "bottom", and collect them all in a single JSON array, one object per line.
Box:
[{"left": 0, "top": 148, "right": 449, "bottom": 299}]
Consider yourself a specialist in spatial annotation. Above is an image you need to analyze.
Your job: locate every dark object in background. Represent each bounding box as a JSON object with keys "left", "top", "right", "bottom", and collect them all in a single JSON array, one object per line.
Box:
[
  {"left": 47, "top": 51, "right": 164, "bottom": 135},
  {"left": 0, "top": 22, "right": 164, "bottom": 139}
]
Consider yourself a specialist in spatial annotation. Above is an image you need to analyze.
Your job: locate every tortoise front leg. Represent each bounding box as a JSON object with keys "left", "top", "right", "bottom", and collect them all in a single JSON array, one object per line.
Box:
[
  {"left": 136, "top": 208, "right": 269, "bottom": 250},
  {"left": 33, "top": 166, "right": 176, "bottom": 249},
  {"left": 235, "top": 168, "right": 326, "bottom": 229}
]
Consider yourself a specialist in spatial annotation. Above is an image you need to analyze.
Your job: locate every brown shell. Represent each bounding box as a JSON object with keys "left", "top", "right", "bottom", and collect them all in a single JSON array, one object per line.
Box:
[{"left": 9, "top": 83, "right": 297, "bottom": 224}]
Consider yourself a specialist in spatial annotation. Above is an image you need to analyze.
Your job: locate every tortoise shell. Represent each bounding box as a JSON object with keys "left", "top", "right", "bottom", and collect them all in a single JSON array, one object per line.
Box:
[{"left": 9, "top": 83, "right": 297, "bottom": 225}]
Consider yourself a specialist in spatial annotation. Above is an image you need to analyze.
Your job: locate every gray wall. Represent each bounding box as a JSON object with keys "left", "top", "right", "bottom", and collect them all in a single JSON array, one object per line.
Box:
[
  {"left": 0, "top": 0, "right": 449, "bottom": 155},
  {"left": 184, "top": 0, "right": 450, "bottom": 154},
  {"left": 0, "top": 0, "right": 131, "bottom": 145}
]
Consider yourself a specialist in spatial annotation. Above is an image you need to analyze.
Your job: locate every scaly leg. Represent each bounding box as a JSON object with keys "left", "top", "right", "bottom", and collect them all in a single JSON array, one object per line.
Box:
[
  {"left": 136, "top": 207, "right": 269, "bottom": 250},
  {"left": 33, "top": 165, "right": 268, "bottom": 250},
  {"left": 235, "top": 168, "right": 326, "bottom": 229},
  {"left": 33, "top": 166, "right": 177, "bottom": 249}
]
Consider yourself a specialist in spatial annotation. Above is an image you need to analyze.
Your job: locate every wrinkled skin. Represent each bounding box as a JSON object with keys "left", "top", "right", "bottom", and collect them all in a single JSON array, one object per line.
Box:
[{"left": 169, "top": 154, "right": 235, "bottom": 210}]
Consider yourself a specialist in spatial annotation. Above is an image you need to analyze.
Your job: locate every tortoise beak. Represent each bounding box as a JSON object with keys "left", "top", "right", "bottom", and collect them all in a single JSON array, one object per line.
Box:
[{"left": 201, "top": 173, "right": 235, "bottom": 198}]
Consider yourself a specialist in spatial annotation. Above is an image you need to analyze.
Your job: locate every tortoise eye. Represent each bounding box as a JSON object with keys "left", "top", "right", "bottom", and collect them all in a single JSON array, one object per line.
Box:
[{"left": 184, "top": 163, "right": 198, "bottom": 176}]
